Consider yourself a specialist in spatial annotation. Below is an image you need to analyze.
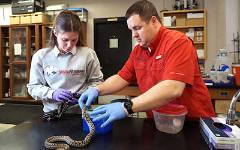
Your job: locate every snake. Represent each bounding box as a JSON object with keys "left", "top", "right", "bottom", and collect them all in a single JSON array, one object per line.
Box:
[{"left": 44, "top": 105, "right": 96, "bottom": 150}]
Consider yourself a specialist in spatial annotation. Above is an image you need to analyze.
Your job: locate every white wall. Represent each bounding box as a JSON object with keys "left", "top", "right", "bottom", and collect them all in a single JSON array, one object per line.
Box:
[
  {"left": 239, "top": 0, "right": 240, "bottom": 31},
  {"left": 225, "top": 0, "right": 239, "bottom": 64},
  {"left": 204, "top": 0, "right": 226, "bottom": 70},
  {"left": 204, "top": 0, "right": 239, "bottom": 70}
]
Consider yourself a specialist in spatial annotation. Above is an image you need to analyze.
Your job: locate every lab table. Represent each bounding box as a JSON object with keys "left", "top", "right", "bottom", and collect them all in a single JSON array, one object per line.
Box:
[{"left": 0, "top": 114, "right": 209, "bottom": 150}]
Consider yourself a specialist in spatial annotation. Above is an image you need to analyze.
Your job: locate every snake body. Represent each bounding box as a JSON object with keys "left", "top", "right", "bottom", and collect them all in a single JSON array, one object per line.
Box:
[{"left": 44, "top": 106, "right": 95, "bottom": 150}]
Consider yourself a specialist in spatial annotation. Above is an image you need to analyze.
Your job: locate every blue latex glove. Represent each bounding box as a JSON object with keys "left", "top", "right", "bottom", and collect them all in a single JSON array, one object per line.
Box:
[
  {"left": 89, "top": 102, "right": 127, "bottom": 128},
  {"left": 52, "top": 89, "right": 73, "bottom": 102},
  {"left": 78, "top": 87, "right": 99, "bottom": 109}
]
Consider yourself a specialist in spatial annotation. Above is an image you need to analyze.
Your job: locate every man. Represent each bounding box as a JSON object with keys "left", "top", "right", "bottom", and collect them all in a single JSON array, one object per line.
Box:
[{"left": 79, "top": 0, "right": 215, "bottom": 128}]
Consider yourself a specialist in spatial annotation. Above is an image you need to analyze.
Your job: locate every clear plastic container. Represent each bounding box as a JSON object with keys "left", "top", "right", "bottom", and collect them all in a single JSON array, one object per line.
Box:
[
  {"left": 82, "top": 115, "right": 113, "bottom": 135},
  {"left": 152, "top": 104, "right": 188, "bottom": 134}
]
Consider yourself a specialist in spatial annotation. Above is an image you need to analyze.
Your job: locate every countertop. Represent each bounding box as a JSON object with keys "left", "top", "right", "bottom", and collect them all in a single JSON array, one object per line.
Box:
[{"left": 0, "top": 114, "right": 209, "bottom": 150}]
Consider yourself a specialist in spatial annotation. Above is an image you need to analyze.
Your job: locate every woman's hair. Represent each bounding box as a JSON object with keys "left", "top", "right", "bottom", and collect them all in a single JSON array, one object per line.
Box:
[
  {"left": 125, "top": 0, "right": 161, "bottom": 23},
  {"left": 49, "top": 10, "right": 86, "bottom": 48}
]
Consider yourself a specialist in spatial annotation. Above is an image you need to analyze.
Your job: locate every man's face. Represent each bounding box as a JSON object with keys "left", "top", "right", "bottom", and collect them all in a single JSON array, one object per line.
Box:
[
  {"left": 55, "top": 31, "right": 79, "bottom": 53},
  {"left": 127, "top": 14, "right": 154, "bottom": 48}
]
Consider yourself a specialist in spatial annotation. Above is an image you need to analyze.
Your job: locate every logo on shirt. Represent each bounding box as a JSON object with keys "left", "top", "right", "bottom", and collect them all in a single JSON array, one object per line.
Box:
[
  {"left": 44, "top": 65, "right": 83, "bottom": 76},
  {"left": 44, "top": 66, "right": 58, "bottom": 76},
  {"left": 59, "top": 69, "right": 83, "bottom": 75},
  {"left": 155, "top": 55, "right": 162, "bottom": 59}
]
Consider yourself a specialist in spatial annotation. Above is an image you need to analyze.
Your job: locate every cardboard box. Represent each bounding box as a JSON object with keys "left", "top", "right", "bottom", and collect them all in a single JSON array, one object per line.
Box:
[
  {"left": 195, "top": 31, "right": 204, "bottom": 36},
  {"left": 194, "top": 36, "right": 203, "bottom": 42},
  {"left": 31, "top": 12, "right": 49, "bottom": 23},
  {"left": 196, "top": 49, "right": 204, "bottom": 59},
  {"left": 10, "top": 15, "right": 20, "bottom": 24},
  {"left": 20, "top": 14, "right": 31, "bottom": 24},
  {"left": 187, "top": 13, "right": 204, "bottom": 19},
  {"left": 176, "top": 18, "right": 185, "bottom": 26},
  {"left": 163, "top": 16, "right": 172, "bottom": 27},
  {"left": 186, "top": 18, "right": 204, "bottom": 26}
]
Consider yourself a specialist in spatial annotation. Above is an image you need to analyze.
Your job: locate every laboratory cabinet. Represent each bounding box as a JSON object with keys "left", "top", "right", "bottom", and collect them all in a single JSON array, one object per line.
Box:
[
  {"left": 0, "top": 24, "right": 42, "bottom": 101},
  {"left": 209, "top": 88, "right": 240, "bottom": 114}
]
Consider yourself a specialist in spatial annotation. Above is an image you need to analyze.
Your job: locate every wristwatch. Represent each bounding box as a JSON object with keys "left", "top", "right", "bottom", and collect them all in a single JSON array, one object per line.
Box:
[{"left": 123, "top": 98, "right": 134, "bottom": 115}]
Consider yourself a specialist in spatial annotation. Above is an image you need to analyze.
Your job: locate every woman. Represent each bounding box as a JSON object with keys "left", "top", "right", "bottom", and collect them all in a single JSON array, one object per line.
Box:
[{"left": 27, "top": 10, "right": 103, "bottom": 121}]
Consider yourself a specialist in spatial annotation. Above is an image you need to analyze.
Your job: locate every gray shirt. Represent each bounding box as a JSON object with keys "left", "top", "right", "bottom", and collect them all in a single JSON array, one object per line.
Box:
[{"left": 27, "top": 46, "right": 103, "bottom": 112}]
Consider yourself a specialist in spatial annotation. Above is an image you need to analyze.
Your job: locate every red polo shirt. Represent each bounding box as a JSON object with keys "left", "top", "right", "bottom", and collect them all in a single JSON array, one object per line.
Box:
[{"left": 118, "top": 26, "right": 215, "bottom": 119}]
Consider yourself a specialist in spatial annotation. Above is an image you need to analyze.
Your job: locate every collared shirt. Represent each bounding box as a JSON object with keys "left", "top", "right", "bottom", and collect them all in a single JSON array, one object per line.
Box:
[
  {"left": 118, "top": 26, "right": 215, "bottom": 119},
  {"left": 53, "top": 46, "right": 77, "bottom": 56},
  {"left": 27, "top": 46, "right": 103, "bottom": 112}
]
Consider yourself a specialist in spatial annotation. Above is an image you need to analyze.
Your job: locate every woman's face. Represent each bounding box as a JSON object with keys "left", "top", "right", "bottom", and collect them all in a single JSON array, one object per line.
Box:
[{"left": 54, "top": 31, "right": 79, "bottom": 53}]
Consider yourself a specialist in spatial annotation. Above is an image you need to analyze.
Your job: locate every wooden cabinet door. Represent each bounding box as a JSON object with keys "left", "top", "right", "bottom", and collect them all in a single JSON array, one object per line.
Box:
[{"left": 9, "top": 26, "right": 30, "bottom": 99}]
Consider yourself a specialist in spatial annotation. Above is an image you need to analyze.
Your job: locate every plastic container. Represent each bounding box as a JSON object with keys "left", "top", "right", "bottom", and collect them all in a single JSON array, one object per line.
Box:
[
  {"left": 152, "top": 104, "right": 188, "bottom": 134},
  {"left": 82, "top": 114, "right": 113, "bottom": 135}
]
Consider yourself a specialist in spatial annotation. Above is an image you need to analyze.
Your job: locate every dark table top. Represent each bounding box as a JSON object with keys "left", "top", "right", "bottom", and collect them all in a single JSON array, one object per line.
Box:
[{"left": 0, "top": 114, "right": 209, "bottom": 150}]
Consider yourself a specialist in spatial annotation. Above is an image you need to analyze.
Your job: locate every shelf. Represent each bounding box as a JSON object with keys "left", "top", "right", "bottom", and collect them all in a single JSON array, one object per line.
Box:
[
  {"left": 1, "top": 98, "right": 11, "bottom": 101},
  {"left": 3, "top": 64, "right": 10, "bottom": 67},
  {"left": 194, "top": 41, "right": 205, "bottom": 44},
  {"left": 166, "top": 25, "right": 204, "bottom": 28},
  {"left": 12, "top": 61, "right": 27, "bottom": 64},
  {"left": 161, "top": 9, "right": 207, "bottom": 60},
  {"left": 162, "top": 9, "right": 205, "bottom": 14},
  {"left": 13, "top": 77, "right": 27, "bottom": 80}
]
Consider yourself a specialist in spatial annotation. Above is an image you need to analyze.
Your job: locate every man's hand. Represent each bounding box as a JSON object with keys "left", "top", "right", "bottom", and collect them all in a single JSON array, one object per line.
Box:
[
  {"left": 52, "top": 89, "right": 73, "bottom": 102},
  {"left": 89, "top": 102, "right": 128, "bottom": 128},
  {"left": 78, "top": 87, "right": 99, "bottom": 109}
]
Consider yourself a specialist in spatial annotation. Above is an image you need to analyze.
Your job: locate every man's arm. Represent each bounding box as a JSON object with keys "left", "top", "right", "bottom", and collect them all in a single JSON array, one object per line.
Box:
[
  {"left": 96, "top": 75, "right": 130, "bottom": 95},
  {"left": 131, "top": 80, "right": 186, "bottom": 113}
]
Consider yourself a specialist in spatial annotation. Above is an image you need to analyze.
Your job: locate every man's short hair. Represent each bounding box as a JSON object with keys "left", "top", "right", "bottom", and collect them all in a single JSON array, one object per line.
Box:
[{"left": 125, "top": 0, "right": 161, "bottom": 23}]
